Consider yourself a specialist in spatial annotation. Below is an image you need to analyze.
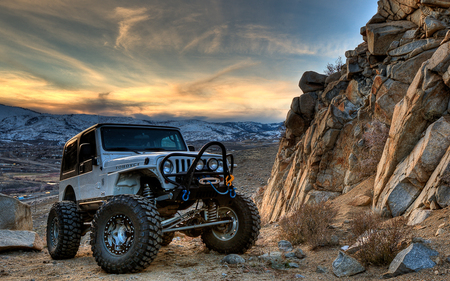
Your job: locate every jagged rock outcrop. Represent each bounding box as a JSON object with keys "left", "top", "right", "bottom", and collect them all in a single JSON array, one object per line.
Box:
[{"left": 259, "top": 0, "right": 450, "bottom": 222}]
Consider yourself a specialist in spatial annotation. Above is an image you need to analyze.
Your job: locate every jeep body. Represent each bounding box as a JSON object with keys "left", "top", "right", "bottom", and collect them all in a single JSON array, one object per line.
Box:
[{"left": 59, "top": 123, "right": 232, "bottom": 214}]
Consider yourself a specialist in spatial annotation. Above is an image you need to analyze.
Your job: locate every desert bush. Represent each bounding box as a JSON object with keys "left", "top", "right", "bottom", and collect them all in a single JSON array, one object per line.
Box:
[
  {"left": 354, "top": 217, "right": 411, "bottom": 266},
  {"left": 279, "top": 202, "right": 338, "bottom": 250},
  {"left": 349, "top": 211, "right": 382, "bottom": 239},
  {"left": 324, "top": 56, "right": 344, "bottom": 75},
  {"left": 356, "top": 120, "right": 389, "bottom": 176}
]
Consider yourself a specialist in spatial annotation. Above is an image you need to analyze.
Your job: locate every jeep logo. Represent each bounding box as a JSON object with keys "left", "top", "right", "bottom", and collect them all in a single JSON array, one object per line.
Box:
[{"left": 115, "top": 163, "right": 139, "bottom": 170}]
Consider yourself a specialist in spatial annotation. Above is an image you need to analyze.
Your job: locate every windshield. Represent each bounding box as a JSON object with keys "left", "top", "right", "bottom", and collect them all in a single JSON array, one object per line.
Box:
[{"left": 101, "top": 127, "right": 187, "bottom": 152}]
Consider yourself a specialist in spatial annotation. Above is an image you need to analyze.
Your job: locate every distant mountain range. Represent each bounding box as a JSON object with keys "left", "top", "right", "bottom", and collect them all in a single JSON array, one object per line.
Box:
[{"left": 0, "top": 104, "right": 284, "bottom": 144}]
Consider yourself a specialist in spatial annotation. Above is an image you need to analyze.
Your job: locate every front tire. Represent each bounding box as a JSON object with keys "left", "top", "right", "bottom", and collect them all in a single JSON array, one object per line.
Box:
[
  {"left": 90, "top": 195, "right": 162, "bottom": 274},
  {"left": 201, "top": 194, "right": 260, "bottom": 254},
  {"left": 47, "top": 201, "right": 82, "bottom": 259}
]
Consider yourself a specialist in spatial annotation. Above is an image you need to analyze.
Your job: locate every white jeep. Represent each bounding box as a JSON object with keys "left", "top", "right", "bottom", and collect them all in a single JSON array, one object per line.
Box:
[{"left": 46, "top": 123, "right": 261, "bottom": 273}]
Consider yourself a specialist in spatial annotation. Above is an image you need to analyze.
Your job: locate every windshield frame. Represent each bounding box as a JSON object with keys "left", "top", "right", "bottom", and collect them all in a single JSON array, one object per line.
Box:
[{"left": 100, "top": 126, "right": 188, "bottom": 152}]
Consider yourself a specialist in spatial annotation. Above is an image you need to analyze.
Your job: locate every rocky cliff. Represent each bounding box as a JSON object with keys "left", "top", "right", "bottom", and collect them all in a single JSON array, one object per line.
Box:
[{"left": 259, "top": 0, "right": 450, "bottom": 224}]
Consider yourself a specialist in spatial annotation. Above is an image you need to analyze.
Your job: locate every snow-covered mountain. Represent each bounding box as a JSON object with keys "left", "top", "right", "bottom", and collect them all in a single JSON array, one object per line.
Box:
[{"left": 0, "top": 104, "right": 283, "bottom": 143}]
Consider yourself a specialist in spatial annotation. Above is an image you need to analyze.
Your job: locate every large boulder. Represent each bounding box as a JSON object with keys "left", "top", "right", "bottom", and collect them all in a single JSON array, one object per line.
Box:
[
  {"left": 285, "top": 110, "right": 307, "bottom": 137},
  {"left": 291, "top": 92, "right": 318, "bottom": 121},
  {"left": 0, "top": 193, "right": 32, "bottom": 230},
  {"left": 0, "top": 230, "right": 43, "bottom": 252},
  {"left": 321, "top": 80, "right": 349, "bottom": 106},
  {"left": 383, "top": 243, "right": 438, "bottom": 278},
  {"left": 389, "top": 49, "right": 436, "bottom": 84},
  {"left": 373, "top": 78, "right": 409, "bottom": 125},
  {"left": 378, "top": 0, "right": 419, "bottom": 20},
  {"left": 408, "top": 143, "right": 450, "bottom": 212},
  {"left": 299, "top": 71, "right": 327, "bottom": 93},
  {"left": 375, "top": 116, "right": 450, "bottom": 217},
  {"left": 366, "top": 21, "right": 417, "bottom": 55},
  {"left": 421, "top": 0, "right": 450, "bottom": 8},
  {"left": 373, "top": 42, "right": 450, "bottom": 213}
]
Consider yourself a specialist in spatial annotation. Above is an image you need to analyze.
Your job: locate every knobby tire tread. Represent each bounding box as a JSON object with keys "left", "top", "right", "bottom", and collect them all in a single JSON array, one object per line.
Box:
[
  {"left": 201, "top": 194, "right": 261, "bottom": 254},
  {"left": 47, "top": 201, "right": 82, "bottom": 259},
  {"left": 90, "top": 195, "right": 162, "bottom": 274}
]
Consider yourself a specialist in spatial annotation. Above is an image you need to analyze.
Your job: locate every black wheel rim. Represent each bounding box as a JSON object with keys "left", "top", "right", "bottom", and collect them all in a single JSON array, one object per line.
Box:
[
  {"left": 212, "top": 207, "right": 239, "bottom": 241},
  {"left": 50, "top": 217, "right": 59, "bottom": 248},
  {"left": 103, "top": 214, "right": 135, "bottom": 255}
]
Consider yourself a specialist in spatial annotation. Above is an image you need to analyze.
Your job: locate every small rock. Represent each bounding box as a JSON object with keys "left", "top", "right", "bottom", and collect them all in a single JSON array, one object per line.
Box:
[
  {"left": 259, "top": 251, "right": 283, "bottom": 261},
  {"left": 271, "top": 260, "right": 285, "bottom": 270},
  {"left": 222, "top": 273, "right": 227, "bottom": 277},
  {"left": 341, "top": 245, "right": 349, "bottom": 251},
  {"left": 331, "top": 235, "right": 339, "bottom": 245},
  {"left": 295, "top": 274, "right": 305, "bottom": 278},
  {"left": 221, "top": 254, "right": 245, "bottom": 264},
  {"left": 294, "top": 248, "right": 306, "bottom": 259},
  {"left": 284, "top": 252, "right": 296, "bottom": 259},
  {"left": 288, "top": 262, "right": 299, "bottom": 268},
  {"left": 316, "top": 265, "right": 328, "bottom": 273},
  {"left": 435, "top": 228, "right": 445, "bottom": 236},
  {"left": 278, "top": 240, "right": 293, "bottom": 252},
  {"left": 332, "top": 251, "right": 365, "bottom": 277}
]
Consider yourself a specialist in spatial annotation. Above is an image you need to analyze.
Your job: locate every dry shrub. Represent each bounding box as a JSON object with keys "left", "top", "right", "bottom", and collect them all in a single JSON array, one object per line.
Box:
[
  {"left": 349, "top": 211, "right": 382, "bottom": 239},
  {"left": 324, "top": 56, "right": 344, "bottom": 75},
  {"left": 356, "top": 120, "right": 389, "bottom": 176},
  {"left": 354, "top": 217, "right": 411, "bottom": 266},
  {"left": 279, "top": 202, "right": 337, "bottom": 250}
]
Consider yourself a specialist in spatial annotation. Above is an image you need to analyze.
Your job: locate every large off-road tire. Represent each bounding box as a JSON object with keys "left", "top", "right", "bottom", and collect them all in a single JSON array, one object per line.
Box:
[
  {"left": 47, "top": 201, "right": 82, "bottom": 259},
  {"left": 90, "top": 195, "right": 162, "bottom": 274},
  {"left": 160, "top": 232, "right": 175, "bottom": 246},
  {"left": 201, "top": 194, "right": 260, "bottom": 254}
]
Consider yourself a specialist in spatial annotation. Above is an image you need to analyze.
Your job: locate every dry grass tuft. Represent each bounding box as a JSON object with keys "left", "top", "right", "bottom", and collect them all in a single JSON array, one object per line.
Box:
[
  {"left": 352, "top": 216, "right": 411, "bottom": 266},
  {"left": 279, "top": 202, "right": 338, "bottom": 250},
  {"left": 349, "top": 211, "right": 382, "bottom": 238}
]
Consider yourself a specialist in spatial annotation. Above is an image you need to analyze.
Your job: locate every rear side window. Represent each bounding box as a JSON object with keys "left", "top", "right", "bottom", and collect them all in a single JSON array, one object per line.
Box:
[{"left": 61, "top": 139, "right": 77, "bottom": 174}]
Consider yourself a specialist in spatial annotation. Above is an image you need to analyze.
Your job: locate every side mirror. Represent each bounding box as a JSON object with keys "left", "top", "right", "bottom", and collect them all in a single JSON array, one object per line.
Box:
[
  {"left": 188, "top": 145, "right": 195, "bottom": 151},
  {"left": 79, "top": 143, "right": 92, "bottom": 162}
]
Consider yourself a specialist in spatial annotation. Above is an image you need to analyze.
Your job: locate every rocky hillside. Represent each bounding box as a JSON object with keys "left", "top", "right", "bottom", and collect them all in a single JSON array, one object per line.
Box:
[
  {"left": 259, "top": 0, "right": 450, "bottom": 224},
  {"left": 0, "top": 104, "right": 283, "bottom": 143}
]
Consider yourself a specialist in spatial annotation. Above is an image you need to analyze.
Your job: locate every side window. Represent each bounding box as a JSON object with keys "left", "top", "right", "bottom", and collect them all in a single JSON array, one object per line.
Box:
[
  {"left": 80, "top": 130, "right": 97, "bottom": 162},
  {"left": 62, "top": 139, "right": 77, "bottom": 174}
]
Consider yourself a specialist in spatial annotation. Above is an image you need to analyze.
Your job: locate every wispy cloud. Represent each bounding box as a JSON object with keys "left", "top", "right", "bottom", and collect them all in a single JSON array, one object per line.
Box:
[
  {"left": 175, "top": 60, "right": 259, "bottom": 97},
  {"left": 114, "top": 7, "right": 150, "bottom": 50}
]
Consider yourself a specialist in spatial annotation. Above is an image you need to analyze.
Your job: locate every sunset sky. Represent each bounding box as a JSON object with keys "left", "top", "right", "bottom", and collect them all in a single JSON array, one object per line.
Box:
[{"left": 0, "top": 0, "right": 377, "bottom": 123}]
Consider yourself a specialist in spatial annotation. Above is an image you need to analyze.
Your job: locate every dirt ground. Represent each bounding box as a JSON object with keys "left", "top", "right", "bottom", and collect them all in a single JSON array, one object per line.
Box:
[{"left": 2, "top": 144, "right": 450, "bottom": 280}]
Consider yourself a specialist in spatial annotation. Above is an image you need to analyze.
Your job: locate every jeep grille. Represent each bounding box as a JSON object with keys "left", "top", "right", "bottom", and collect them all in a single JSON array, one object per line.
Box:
[{"left": 174, "top": 158, "right": 192, "bottom": 173}]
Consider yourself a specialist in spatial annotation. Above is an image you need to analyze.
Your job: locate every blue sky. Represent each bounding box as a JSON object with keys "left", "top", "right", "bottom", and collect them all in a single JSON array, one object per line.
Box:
[{"left": 0, "top": 0, "right": 378, "bottom": 122}]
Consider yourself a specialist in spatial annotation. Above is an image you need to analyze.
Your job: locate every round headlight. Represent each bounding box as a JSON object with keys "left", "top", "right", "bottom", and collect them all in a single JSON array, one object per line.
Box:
[
  {"left": 216, "top": 160, "right": 224, "bottom": 173},
  {"left": 195, "top": 159, "right": 204, "bottom": 171},
  {"left": 207, "top": 158, "right": 219, "bottom": 171},
  {"left": 163, "top": 160, "right": 173, "bottom": 174}
]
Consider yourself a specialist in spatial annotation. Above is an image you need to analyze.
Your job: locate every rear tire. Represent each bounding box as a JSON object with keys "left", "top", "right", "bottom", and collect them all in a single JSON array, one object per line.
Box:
[
  {"left": 90, "top": 195, "right": 162, "bottom": 273},
  {"left": 201, "top": 194, "right": 260, "bottom": 254},
  {"left": 160, "top": 232, "right": 175, "bottom": 246},
  {"left": 47, "top": 201, "right": 82, "bottom": 259}
]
